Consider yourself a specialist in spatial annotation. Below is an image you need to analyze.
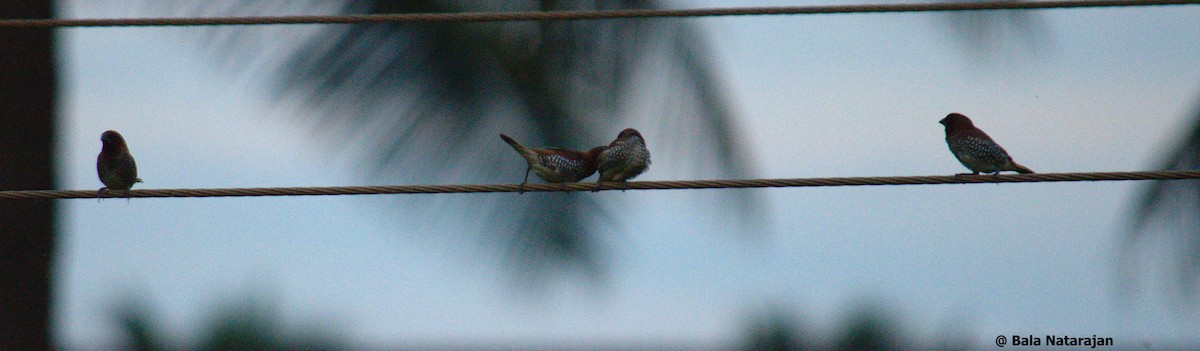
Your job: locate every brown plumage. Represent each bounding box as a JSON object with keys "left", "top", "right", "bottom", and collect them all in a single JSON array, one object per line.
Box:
[
  {"left": 500, "top": 133, "right": 603, "bottom": 192},
  {"left": 97, "top": 130, "right": 142, "bottom": 196},
  {"left": 939, "top": 113, "right": 1033, "bottom": 175},
  {"left": 596, "top": 128, "right": 651, "bottom": 190}
]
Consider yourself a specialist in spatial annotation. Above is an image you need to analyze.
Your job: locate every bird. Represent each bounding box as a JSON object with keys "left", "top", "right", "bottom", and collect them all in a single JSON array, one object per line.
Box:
[
  {"left": 939, "top": 113, "right": 1033, "bottom": 175},
  {"left": 596, "top": 128, "right": 651, "bottom": 191},
  {"left": 500, "top": 133, "right": 604, "bottom": 193},
  {"left": 96, "top": 130, "right": 142, "bottom": 197}
]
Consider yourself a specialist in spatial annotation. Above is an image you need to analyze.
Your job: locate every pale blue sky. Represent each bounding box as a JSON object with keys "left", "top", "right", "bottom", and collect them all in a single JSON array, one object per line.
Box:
[{"left": 54, "top": 1, "right": 1200, "bottom": 348}]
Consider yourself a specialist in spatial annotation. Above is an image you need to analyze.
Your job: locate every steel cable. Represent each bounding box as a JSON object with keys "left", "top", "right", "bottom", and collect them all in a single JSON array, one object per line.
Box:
[
  {"left": 0, "top": 1, "right": 1196, "bottom": 28},
  {"left": 2, "top": 171, "right": 1198, "bottom": 200}
]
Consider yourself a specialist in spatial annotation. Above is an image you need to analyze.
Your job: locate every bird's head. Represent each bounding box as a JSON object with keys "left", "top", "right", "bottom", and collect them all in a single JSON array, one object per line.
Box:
[
  {"left": 613, "top": 128, "right": 644, "bottom": 145},
  {"left": 100, "top": 130, "right": 129, "bottom": 153},
  {"left": 939, "top": 113, "right": 975, "bottom": 131},
  {"left": 100, "top": 130, "right": 125, "bottom": 145}
]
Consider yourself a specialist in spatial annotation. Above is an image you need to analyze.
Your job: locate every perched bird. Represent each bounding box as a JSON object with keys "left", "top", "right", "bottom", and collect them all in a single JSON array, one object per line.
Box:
[
  {"left": 500, "top": 133, "right": 604, "bottom": 192},
  {"left": 596, "top": 128, "right": 651, "bottom": 190},
  {"left": 939, "top": 113, "right": 1034, "bottom": 175},
  {"left": 96, "top": 130, "right": 142, "bottom": 197}
]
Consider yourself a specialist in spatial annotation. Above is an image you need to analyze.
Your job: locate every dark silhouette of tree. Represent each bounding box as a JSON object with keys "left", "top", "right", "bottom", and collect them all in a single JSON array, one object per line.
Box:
[
  {"left": 741, "top": 307, "right": 810, "bottom": 351},
  {"left": 834, "top": 303, "right": 906, "bottom": 351},
  {"left": 114, "top": 295, "right": 166, "bottom": 351},
  {"left": 0, "top": 2, "right": 57, "bottom": 350},
  {"left": 738, "top": 302, "right": 970, "bottom": 351},
  {"left": 115, "top": 292, "right": 346, "bottom": 350}
]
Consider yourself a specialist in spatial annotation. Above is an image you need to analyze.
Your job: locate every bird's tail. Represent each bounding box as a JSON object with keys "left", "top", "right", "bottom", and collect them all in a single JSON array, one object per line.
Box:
[
  {"left": 1008, "top": 161, "right": 1034, "bottom": 174},
  {"left": 500, "top": 134, "right": 537, "bottom": 163}
]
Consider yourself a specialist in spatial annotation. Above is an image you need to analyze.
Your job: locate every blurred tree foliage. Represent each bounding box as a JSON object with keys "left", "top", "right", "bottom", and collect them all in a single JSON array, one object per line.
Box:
[{"left": 117, "top": 293, "right": 346, "bottom": 351}]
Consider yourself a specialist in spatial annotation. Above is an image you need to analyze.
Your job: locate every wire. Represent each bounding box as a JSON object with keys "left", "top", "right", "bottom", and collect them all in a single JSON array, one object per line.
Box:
[
  {"left": 2, "top": 171, "right": 1198, "bottom": 200},
  {"left": 1, "top": 0, "right": 1197, "bottom": 28},
  {"left": 0, "top": 3, "right": 1192, "bottom": 198}
]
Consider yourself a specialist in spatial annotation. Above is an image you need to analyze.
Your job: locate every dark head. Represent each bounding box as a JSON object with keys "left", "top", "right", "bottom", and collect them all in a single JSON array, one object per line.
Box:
[
  {"left": 100, "top": 130, "right": 128, "bottom": 152},
  {"left": 612, "top": 128, "right": 644, "bottom": 145},
  {"left": 939, "top": 113, "right": 975, "bottom": 132}
]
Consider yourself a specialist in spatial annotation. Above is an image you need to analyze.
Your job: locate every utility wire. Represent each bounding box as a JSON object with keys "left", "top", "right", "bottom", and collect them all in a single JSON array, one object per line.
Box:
[
  {"left": 3, "top": 171, "right": 1198, "bottom": 200},
  {"left": 1, "top": 0, "right": 1197, "bottom": 28}
]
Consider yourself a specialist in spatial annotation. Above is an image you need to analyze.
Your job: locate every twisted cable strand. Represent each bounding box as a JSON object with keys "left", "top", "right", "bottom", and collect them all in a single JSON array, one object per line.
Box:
[
  {"left": 1, "top": 1, "right": 1197, "bottom": 28},
  {"left": 3, "top": 171, "right": 1198, "bottom": 200}
]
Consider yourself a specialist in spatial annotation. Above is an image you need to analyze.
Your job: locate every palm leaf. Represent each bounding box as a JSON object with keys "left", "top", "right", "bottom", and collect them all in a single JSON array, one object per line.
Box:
[
  {"left": 1124, "top": 97, "right": 1200, "bottom": 301},
  {"left": 159, "top": 0, "right": 762, "bottom": 284}
]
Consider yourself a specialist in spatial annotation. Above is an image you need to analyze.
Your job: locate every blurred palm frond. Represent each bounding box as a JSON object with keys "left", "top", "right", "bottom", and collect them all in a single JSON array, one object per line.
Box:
[
  {"left": 153, "top": 0, "right": 762, "bottom": 285},
  {"left": 1123, "top": 96, "right": 1200, "bottom": 303},
  {"left": 939, "top": 0, "right": 1049, "bottom": 61},
  {"left": 115, "top": 291, "right": 346, "bottom": 351}
]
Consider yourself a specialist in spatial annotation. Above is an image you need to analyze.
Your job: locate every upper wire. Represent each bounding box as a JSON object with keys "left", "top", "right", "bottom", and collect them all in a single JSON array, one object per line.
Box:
[{"left": 1, "top": 1, "right": 1197, "bottom": 28}]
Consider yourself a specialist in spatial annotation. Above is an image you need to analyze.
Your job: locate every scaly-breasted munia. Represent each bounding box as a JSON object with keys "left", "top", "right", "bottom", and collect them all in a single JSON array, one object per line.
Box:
[
  {"left": 97, "top": 130, "right": 142, "bottom": 196},
  {"left": 940, "top": 113, "right": 1033, "bottom": 175},
  {"left": 500, "top": 133, "right": 603, "bottom": 192},
  {"left": 596, "top": 128, "right": 651, "bottom": 190}
]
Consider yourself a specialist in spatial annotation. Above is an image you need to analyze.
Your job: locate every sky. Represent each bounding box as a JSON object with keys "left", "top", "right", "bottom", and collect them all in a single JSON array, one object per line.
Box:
[{"left": 52, "top": 0, "right": 1200, "bottom": 349}]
